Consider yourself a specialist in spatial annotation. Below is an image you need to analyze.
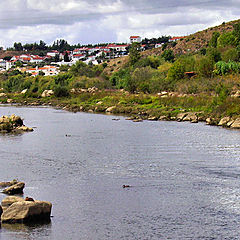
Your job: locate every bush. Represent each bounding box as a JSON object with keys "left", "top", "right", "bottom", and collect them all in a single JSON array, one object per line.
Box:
[
  {"left": 196, "top": 56, "right": 214, "bottom": 77},
  {"left": 162, "top": 49, "right": 174, "bottom": 62},
  {"left": 54, "top": 86, "right": 70, "bottom": 97},
  {"left": 167, "top": 62, "right": 185, "bottom": 80}
]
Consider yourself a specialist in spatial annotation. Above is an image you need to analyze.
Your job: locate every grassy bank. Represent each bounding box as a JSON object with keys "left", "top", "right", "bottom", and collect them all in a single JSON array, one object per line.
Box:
[{"left": 1, "top": 91, "right": 240, "bottom": 123}]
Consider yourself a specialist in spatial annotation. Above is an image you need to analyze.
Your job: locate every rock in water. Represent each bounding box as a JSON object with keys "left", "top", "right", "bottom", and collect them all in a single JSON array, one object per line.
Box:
[
  {"left": 2, "top": 182, "right": 25, "bottom": 195},
  {"left": 1, "top": 196, "right": 52, "bottom": 223},
  {"left": 0, "top": 180, "right": 18, "bottom": 188}
]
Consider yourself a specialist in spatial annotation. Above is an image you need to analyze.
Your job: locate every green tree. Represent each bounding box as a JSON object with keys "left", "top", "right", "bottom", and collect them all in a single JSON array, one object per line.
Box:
[
  {"left": 217, "top": 32, "right": 237, "bottom": 48},
  {"left": 209, "top": 32, "right": 220, "bottom": 48},
  {"left": 162, "top": 49, "right": 174, "bottom": 62},
  {"left": 129, "top": 42, "right": 141, "bottom": 65},
  {"left": 64, "top": 52, "right": 70, "bottom": 62},
  {"left": 207, "top": 47, "right": 221, "bottom": 62},
  {"left": 197, "top": 56, "right": 214, "bottom": 77},
  {"left": 222, "top": 48, "right": 239, "bottom": 62},
  {"left": 167, "top": 61, "right": 185, "bottom": 80}
]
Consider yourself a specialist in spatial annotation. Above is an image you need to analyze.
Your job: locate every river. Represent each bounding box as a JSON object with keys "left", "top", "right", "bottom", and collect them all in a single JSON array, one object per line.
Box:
[{"left": 0, "top": 105, "right": 240, "bottom": 239}]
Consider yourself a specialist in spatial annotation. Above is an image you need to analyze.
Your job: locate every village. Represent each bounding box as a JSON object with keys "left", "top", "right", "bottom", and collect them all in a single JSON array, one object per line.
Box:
[{"left": 0, "top": 36, "right": 182, "bottom": 76}]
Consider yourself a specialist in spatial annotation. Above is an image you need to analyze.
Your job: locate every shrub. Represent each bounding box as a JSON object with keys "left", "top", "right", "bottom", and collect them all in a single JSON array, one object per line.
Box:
[{"left": 54, "top": 86, "right": 70, "bottom": 97}]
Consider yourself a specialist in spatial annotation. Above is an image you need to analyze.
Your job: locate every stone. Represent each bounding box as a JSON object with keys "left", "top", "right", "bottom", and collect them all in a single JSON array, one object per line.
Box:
[
  {"left": 0, "top": 93, "right": 7, "bottom": 97},
  {"left": 206, "top": 118, "right": 216, "bottom": 125},
  {"left": 1, "top": 197, "right": 52, "bottom": 223},
  {"left": 21, "top": 89, "right": 28, "bottom": 94},
  {"left": 159, "top": 115, "right": 168, "bottom": 121},
  {"left": 106, "top": 106, "right": 116, "bottom": 113},
  {"left": 1, "top": 196, "right": 25, "bottom": 212},
  {"left": 2, "top": 182, "right": 25, "bottom": 195},
  {"left": 15, "top": 126, "right": 33, "bottom": 132},
  {"left": 0, "top": 180, "right": 18, "bottom": 188},
  {"left": 41, "top": 90, "right": 54, "bottom": 97},
  {"left": 7, "top": 99, "right": 13, "bottom": 103},
  {"left": 218, "top": 117, "right": 231, "bottom": 126},
  {"left": 147, "top": 116, "right": 158, "bottom": 121},
  {"left": 230, "top": 118, "right": 240, "bottom": 129},
  {"left": 183, "top": 112, "right": 198, "bottom": 122},
  {"left": 231, "top": 90, "right": 240, "bottom": 98},
  {"left": 227, "top": 120, "right": 234, "bottom": 127},
  {"left": 176, "top": 113, "right": 188, "bottom": 122},
  {"left": 132, "top": 119, "right": 143, "bottom": 122}
]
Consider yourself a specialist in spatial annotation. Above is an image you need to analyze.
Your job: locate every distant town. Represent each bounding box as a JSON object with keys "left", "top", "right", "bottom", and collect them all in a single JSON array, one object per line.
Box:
[{"left": 0, "top": 36, "right": 183, "bottom": 76}]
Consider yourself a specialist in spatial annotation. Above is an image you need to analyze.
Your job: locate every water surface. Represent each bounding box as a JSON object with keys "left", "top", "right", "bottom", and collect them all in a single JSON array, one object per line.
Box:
[{"left": 0, "top": 106, "right": 240, "bottom": 239}]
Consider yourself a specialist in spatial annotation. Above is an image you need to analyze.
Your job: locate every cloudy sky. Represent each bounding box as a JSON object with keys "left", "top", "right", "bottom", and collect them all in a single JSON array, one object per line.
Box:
[{"left": 0, "top": 0, "right": 239, "bottom": 48}]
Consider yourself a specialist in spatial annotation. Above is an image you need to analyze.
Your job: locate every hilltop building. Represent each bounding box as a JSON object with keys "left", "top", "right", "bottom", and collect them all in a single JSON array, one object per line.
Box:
[{"left": 130, "top": 36, "right": 141, "bottom": 43}]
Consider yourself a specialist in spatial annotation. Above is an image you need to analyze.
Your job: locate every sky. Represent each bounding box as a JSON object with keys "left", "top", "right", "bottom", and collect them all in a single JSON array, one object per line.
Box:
[{"left": 0, "top": 0, "right": 239, "bottom": 48}]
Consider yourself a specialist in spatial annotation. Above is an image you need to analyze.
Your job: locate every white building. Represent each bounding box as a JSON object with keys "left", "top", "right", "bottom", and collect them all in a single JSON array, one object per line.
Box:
[{"left": 130, "top": 36, "right": 141, "bottom": 43}]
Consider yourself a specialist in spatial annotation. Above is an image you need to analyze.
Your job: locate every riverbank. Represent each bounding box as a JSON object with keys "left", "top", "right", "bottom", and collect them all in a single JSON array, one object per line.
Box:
[{"left": 0, "top": 90, "right": 240, "bottom": 129}]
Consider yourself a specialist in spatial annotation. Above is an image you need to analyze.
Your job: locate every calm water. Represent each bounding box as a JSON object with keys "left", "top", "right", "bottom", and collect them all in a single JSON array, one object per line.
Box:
[{"left": 0, "top": 106, "right": 240, "bottom": 239}]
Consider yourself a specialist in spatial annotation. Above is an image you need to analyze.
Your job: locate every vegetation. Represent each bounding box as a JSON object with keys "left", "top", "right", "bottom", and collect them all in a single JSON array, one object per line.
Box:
[{"left": 1, "top": 19, "right": 240, "bottom": 122}]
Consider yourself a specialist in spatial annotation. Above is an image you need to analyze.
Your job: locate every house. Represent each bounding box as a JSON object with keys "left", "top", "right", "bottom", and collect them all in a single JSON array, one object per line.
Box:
[
  {"left": 155, "top": 43, "right": 163, "bottom": 48},
  {"left": 72, "top": 54, "right": 85, "bottom": 62},
  {"left": 130, "top": 36, "right": 141, "bottom": 43},
  {"left": 46, "top": 50, "right": 59, "bottom": 57},
  {"left": 0, "top": 59, "right": 6, "bottom": 68},
  {"left": 30, "top": 55, "right": 44, "bottom": 63},
  {"left": 26, "top": 65, "right": 59, "bottom": 76}
]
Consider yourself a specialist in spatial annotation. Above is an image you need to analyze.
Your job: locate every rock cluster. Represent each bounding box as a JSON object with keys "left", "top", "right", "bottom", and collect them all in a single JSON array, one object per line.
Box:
[
  {"left": 0, "top": 181, "right": 52, "bottom": 224},
  {"left": 0, "top": 196, "right": 52, "bottom": 223},
  {"left": 0, "top": 114, "right": 33, "bottom": 133}
]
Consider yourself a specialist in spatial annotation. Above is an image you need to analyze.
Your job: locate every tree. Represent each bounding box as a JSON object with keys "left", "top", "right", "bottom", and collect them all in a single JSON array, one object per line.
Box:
[
  {"left": 209, "top": 32, "right": 220, "bottom": 48},
  {"left": 217, "top": 32, "right": 237, "bottom": 48},
  {"left": 162, "top": 49, "right": 174, "bottom": 62},
  {"left": 13, "top": 42, "right": 23, "bottom": 51},
  {"left": 64, "top": 52, "right": 70, "bottom": 62},
  {"left": 129, "top": 42, "right": 141, "bottom": 65}
]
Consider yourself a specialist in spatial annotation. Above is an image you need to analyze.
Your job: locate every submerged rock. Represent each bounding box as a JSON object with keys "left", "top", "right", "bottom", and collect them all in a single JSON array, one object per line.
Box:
[
  {"left": 1, "top": 196, "right": 52, "bottom": 223},
  {"left": 2, "top": 182, "right": 25, "bottom": 195},
  {"left": 0, "top": 115, "right": 33, "bottom": 133}
]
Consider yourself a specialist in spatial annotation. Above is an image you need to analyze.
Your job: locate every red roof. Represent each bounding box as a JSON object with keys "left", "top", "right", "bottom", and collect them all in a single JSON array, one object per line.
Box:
[{"left": 130, "top": 36, "right": 140, "bottom": 39}]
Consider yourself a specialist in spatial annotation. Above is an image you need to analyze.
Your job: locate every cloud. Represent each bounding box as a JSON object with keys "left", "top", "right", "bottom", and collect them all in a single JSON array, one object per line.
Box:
[{"left": 0, "top": 0, "right": 239, "bottom": 47}]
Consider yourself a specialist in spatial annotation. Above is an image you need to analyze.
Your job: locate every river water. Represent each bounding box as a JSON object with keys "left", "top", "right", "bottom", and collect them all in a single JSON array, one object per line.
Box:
[{"left": 0, "top": 106, "right": 240, "bottom": 239}]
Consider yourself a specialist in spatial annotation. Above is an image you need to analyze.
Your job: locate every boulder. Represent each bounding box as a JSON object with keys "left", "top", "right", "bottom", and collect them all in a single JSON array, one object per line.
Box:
[
  {"left": 106, "top": 106, "right": 116, "bottom": 113},
  {"left": 41, "top": 90, "right": 54, "bottom": 97},
  {"left": 206, "top": 118, "right": 216, "bottom": 125},
  {"left": 231, "top": 90, "right": 240, "bottom": 98},
  {"left": 176, "top": 113, "right": 188, "bottom": 122},
  {"left": 1, "top": 196, "right": 24, "bottom": 212},
  {"left": 147, "top": 116, "right": 158, "bottom": 121},
  {"left": 15, "top": 126, "right": 33, "bottom": 132},
  {"left": 21, "top": 89, "right": 28, "bottom": 94},
  {"left": 0, "top": 93, "right": 7, "bottom": 97},
  {"left": 0, "top": 180, "right": 18, "bottom": 188},
  {"left": 159, "top": 115, "right": 168, "bottom": 121},
  {"left": 10, "top": 114, "right": 23, "bottom": 127},
  {"left": 230, "top": 118, "right": 240, "bottom": 129},
  {"left": 2, "top": 182, "right": 25, "bottom": 195},
  {"left": 183, "top": 112, "right": 198, "bottom": 123},
  {"left": 1, "top": 197, "right": 52, "bottom": 223},
  {"left": 218, "top": 117, "right": 231, "bottom": 126}
]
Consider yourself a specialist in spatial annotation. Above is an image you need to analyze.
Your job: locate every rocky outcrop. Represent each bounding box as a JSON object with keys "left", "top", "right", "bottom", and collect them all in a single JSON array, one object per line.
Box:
[
  {"left": 2, "top": 182, "right": 25, "bottom": 195},
  {"left": 0, "top": 115, "right": 33, "bottom": 133},
  {"left": 1, "top": 196, "right": 52, "bottom": 223},
  {"left": 230, "top": 118, "right": 240, "bottom": 129}
]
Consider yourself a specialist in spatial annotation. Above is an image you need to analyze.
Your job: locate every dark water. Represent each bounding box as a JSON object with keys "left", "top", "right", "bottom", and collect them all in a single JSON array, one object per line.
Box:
[{"left": 0, "top": 106, "right": 240, "bottom": 239}]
